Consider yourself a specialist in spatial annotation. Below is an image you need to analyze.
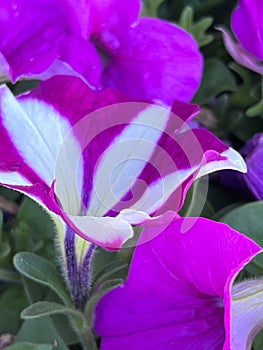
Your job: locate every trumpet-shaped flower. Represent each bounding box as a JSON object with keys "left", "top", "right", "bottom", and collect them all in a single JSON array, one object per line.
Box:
[
  {"left": 0, "top": 76, "right": 246, "bottom": 249},
  {"left": 95, "top": 217, "right": 263, "bottom": 350},
  {"left": 0, "top": 0, "right": 203, "bottom": 105},
  {"left": 219, "top": 0, "right": 263, "bottom": 75}
]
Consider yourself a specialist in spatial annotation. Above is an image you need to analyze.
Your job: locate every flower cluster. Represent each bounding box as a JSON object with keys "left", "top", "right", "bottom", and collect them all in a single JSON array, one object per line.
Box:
[{"left": 0, "top": 0, "right": 263, "bottom": 349}]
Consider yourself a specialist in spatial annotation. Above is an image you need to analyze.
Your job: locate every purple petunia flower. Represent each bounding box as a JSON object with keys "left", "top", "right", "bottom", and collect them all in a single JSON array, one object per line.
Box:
[
  {"left": 0, "top": 75, "right": 246, "bottom": 250},
  {"left": 0, "top": 0, "right": 203, "bottom": 105},
  {"left": 240, "top": 133, "right": 263, "bottom": 199},
  {"left": 219, "top": 0, "right": 263, "bottom": 75},
  {"left": 95, "top": 217, "right": 263, "bottom": 349}
]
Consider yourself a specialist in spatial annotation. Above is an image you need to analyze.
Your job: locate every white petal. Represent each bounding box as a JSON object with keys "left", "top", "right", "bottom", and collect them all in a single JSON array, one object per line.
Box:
[
  {"left": 0, "top": 171, "right": 32, "bottom": 186},
  {"left": 88, "top": 105, "right": 170, "bottom": 216},
  {"left": 129, "top": 167, "right": 196, "bottom": 214},
  {"left": 197, "top": 148, "right": 247, "bottom": 179},
  {"left": 66, "top": 214, "right": 134, "bottom": 249},
  {"left": 0, "top": 86, "right": 83, "bottom": 215}
]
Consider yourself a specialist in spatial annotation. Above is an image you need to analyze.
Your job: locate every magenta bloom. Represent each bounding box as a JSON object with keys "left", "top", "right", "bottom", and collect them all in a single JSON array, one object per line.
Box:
[
  {"left": 95, "top": 217, "right": 262, "bottom": 349},
  {"left": 241, "top": 133, "right": 263, "bottom": 199},
  {"left": 0, "top": 0, "right": 203, "bottom": 105},
  {"left": 220, "top": 0, "right": 263, "bottom": 74},
  {"left": 0, "top": 76, "right": 245, "bottom": 249}
]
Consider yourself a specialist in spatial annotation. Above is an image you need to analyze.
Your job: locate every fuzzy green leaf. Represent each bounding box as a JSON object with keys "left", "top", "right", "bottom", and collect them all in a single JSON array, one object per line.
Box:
[
  {"left": 6, "top": 342, "right": 53, "bottom": 350},
  {"left": 21, "top": 302, "right": 87, "bottom": 330},
  {"left": 13, "top": 252, "right": 72, "bottom": 306}
]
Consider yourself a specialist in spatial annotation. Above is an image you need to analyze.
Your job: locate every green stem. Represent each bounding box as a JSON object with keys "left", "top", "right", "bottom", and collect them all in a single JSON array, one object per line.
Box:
[
  {"left": 78, "top": 327, "right": 98, "bottom": 350},
  {"left": 21, "top": 276, "right": 34, "bottom": 304}
]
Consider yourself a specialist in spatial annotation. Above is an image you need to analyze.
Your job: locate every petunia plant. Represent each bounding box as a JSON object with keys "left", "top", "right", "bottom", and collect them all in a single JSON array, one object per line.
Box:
[{"left": 0, "top": 0, "right": 263, "bottom": 349}]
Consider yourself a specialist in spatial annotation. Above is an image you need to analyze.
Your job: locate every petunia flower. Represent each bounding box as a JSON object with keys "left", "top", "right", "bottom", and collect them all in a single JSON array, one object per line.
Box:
[
  {"left": 0, "top": 0, "right": 203, "bottom": 105},
  {"left": 0, "top": 75, "right": 246, "bottom": 250},
  {"left": 218, "top": 0, "right": 263, "bottom": 75},
  {"left": 95, "top": 217, "right": 263, "bottom": 350},
  {"left": 240, "top": 133, "right": 263, "bottom": 200}
]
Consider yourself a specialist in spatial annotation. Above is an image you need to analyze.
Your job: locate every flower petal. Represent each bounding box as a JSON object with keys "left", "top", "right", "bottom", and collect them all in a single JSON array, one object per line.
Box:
[
  {"left": 58, "top": 0, "right": 141, "bottom": 39},
  {"left": 0, "top": 0, "right": 66, "bottom": 82},
  {"left": 231, "top": 0, "right": 263, "bottom": 60},
  {"left": 57, "top": 35, "right": 102, "bottom": 89},
  {"left": 106, "top": 126, "right": 246, "bottom": 217},
  {"left": 0, "top": 83, "right": 80, "bottom": 188},
  {"left": 95, "top": 217, "right": 261, "bottom": 349},
  {"left": 86, "top": 104, "right": 171, "bottom": 217},
  {"left": 218, "top": 27, "right": 263, "bottom": 75},
  {"left": 102, "top": 18, "right": 203, "bottom": 105},
  {"left": 229, "top": 279, "right": 263, "bottom": 349},
  {"left": 240, "top": 133, "right": 263, "bottom": 200},
  {"left": 61, "top": 211, "right": 133, "bottom": 249}
]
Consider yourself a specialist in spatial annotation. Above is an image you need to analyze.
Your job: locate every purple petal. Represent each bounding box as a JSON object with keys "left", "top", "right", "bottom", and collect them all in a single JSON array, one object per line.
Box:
[
  {"left": 0, "top": 0, "right": 67, "bottom": 82},
  {"left": 232, "top": 0, "right": 263, "bottom": 60},
  {"left": 229, "top": 279, "right": 263, "bottom": 349},
  {"left": 106, "top": 124, "right": 246, "bottom": 217},
  {"left": 95, "top": 217, "right": 262, "bottom": 349},
  {"left": 240, "top": 133, "right": 263, "bottom": 200},
  {"left": 57, "top": 0, "right": 141, "bottom": 39},
  {"left": 90, "top": 0, "right": 141, "bottom": 37},
  {"left": 219, "top": 27, "right": 263, "bottom": 75},
  {"left": 57, "top": 35, "right": 102, "bottom": 89},
  {"left": 102, "top": 18, "right": 203, "bottom": 105}
]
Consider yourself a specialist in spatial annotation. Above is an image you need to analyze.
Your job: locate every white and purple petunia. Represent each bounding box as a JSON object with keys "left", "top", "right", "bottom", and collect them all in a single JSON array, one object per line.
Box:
[
  {"left": 95, "top": 217, "right": 263, "bottom": 350},
  {"left": 0, "top": 0, "right": 203, "bottom": 105},
  {"left": 0, "top": 76, "right": 246, "bottom": 249},
  {"left": 219, "top": 0, "right": 263, "bottom": 75}
]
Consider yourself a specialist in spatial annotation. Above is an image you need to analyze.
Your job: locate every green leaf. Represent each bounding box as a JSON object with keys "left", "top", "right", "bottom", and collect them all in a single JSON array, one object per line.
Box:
[
  {"left": 179, "top": 178, "right": 214, "bottom": 218},
  {"left": 0, "top": 286, "right": 28, "bottom": 334},
  {"left": 220, "top": 201, "right": 263, "bottom": 274},
  {"left": 253, "top": 330, "right": 263, "bottom": 350},
  {"left": 229, "top": 63, "right": 257, "bottom": 108},
  {"left": 16, "top": 197, "right": 56, "bottom": 259},
  {"left": 178, "top": 6, "right": 193, "bottom": 32},
  {"left": 178, "top": 6, "right": 213, "bottom": 47},
  {"left": 192, "top": 17, "right": 213, "bottom": 37},
  {"left": 16, "top": 318, "right": 68, "bottom": 350},
  {"left": 246, "top": 98, "right": 263, "bottom": 118},
  {"left": 13, "top": 252, "right": 72, "bottom": 306},
  {"left": 0, "top": 241, "right": 11, "bottom": 259},
  {"left": 51, "top": 315, "right": 79, "bottom": 346},
  {"left": 220, "top": 201, "right": 263, "bottom": 245},
  {"left": 193, "top": 59, "right": 237, "bottom": 104},
  {"left": 141, "top": 0, "right": 163, "bottom": 17},
  {"left": 0, "top": 187, "right": 21, "bottom": 202},
  {"left": 6, "top": 342, "right": 53, "bottom": 350},
  {"left": 21, "top": 302, "right": 87, "bottom": 330},
  {"left": 91, "top": 247, "right": 118, "bottom": 278},
  {"left": 0, "top": 209, "right": 3, "bottom": 240},
  {"left": 92, "top": 261, "right": 128, "bottom": 294}
]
